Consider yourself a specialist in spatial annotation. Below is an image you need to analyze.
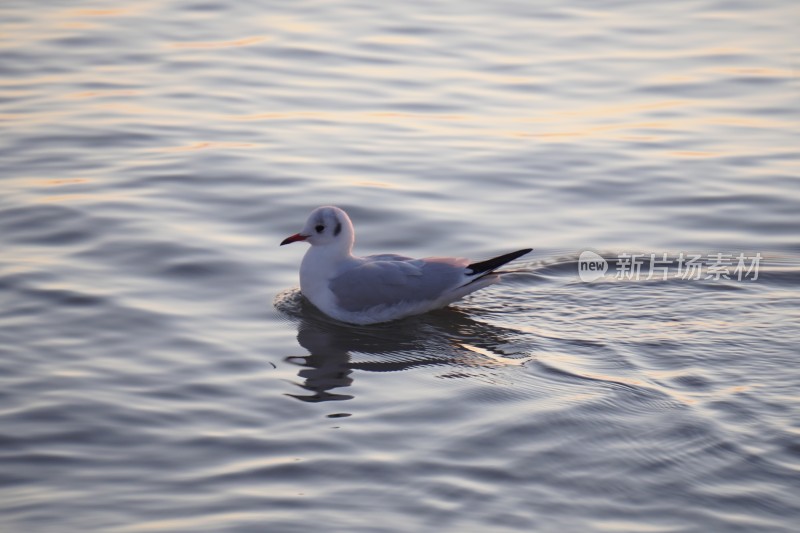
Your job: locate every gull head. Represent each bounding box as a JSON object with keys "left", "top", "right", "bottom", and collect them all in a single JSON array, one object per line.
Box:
[{"left": 280, "top": 206, "right": 355, "bottom": 252}]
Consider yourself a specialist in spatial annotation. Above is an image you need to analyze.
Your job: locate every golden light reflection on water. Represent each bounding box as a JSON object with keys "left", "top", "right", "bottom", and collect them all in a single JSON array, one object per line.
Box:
[
  {"left": 1, "top": 5, "right": 794, "bottom": 172},
  {"left": 359, "top": 34, "right": 432, "bottom": 47},
  {"left": 64, "top": 90, "right": 141, "bottom": 100},
  {"left": 231, "top": 109, "right": 686, "bottom": 142},
  {"left": 36, "top": 194, "right": 113, "bottom": 204},
  {"left": 168, "top": 36, "right": 270, "bottom": 49},
  {"left": 55, "top": 21, "right": 95, "bottom": 30},
  {"left": 713, "top": 66, "right": 795, "bottom": 77},
  {"left": 110, "top": 512, "right": 280, "bottom": 533},
  {"left": 458, "top": 343, "right": 532, "bottom": 366},
  {"left": 536, "top": 351, "right": 700, "bottom": 406},
  {"left": 1, "top": 65, "right": 790, "bottom": 152},
  {"left": 262, "top": 15, "right": 320, "bottom": 35},
  {"left": 351, "top": 180, "right": 397, "bottom": 189},
  {"left": 710, "top": 116, "right": 789, "bottom": 128},
  {"left": 0, "top": 177, "right": 94, "bottom": 203},
  {"left": 29, "top": 178, "right": 90, "bottom": 187},
  {"left": 669, "top": 151, "right": 721, "bottom": 158},
  {"left": 224, "top": 98, "right": 797, "bottom": 148},
  {"left": 156, "top": 141, "right": 258, "bottom": 153},
  {"left": 0, "top": 252, "right": 56, "bottom": 276},
  {"left": 556, "top": 100, "right": 687, "bottom": 118},
  {"left": 60, "top": 9, "right": 132, "bottom": 18},
  {"left": 543, "top": 349, "right": 758, "bottom": 407}
]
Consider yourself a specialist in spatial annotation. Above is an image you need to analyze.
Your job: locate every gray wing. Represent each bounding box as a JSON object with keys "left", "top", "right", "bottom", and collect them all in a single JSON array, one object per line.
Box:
[{"left": 330, "top": 256, "right": 468, "bottom": 312}]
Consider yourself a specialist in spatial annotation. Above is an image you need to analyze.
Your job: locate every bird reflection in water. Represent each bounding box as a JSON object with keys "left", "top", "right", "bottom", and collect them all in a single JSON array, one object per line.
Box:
[{"left": 276, "top": 288, "right": 533, "bottom": 404}]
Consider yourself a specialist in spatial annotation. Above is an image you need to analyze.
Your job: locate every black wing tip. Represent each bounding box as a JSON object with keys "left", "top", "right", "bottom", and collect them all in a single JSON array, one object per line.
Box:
[{"left": 466, "top": 248, "right": 533, "bottom": 275}]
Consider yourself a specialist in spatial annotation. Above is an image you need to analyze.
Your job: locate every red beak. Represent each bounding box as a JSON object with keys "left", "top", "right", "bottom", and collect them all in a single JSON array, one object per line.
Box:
[{"left": 280, "top": 233, "right": 308, "bottom": 246}]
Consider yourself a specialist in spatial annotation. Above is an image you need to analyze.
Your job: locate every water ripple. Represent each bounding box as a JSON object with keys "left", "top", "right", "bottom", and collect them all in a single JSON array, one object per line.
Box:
[{"left": 2, "top": 0, "right": 799, "bottom": 531}]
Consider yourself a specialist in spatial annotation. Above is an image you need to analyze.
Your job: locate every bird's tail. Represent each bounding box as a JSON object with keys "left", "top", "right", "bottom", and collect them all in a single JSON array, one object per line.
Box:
[{"left": 466, "top": 248, "right": 532, "bottom": 278}]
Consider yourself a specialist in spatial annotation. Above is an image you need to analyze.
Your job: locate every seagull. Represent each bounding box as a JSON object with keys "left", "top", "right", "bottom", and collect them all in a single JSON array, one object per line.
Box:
[{"left": 280, "top": 206, "right": 531, "bottom": 325}]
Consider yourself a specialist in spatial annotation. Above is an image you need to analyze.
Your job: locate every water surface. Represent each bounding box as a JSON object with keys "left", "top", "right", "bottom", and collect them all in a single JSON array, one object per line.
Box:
[{"left": 1, "top": 1, "right": 799, "bottom": 531}]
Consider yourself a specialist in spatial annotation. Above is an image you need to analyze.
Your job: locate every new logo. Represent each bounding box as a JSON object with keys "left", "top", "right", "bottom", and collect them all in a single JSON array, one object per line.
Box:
[{"left": 578, "top": 250, "right": 608, "bottom": 282}]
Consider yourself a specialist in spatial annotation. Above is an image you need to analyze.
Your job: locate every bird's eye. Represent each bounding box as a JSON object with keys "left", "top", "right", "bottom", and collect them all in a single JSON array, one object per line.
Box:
[{"left": 315, "top": 224, "right": 324, "bottom": 233}]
